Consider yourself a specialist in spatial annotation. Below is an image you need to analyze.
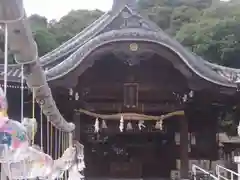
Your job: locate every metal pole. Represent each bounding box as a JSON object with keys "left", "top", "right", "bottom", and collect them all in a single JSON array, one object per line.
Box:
[
  {"left": 21, "top": 65, "right": 24, "bottom": 122},
  {"left": 1, "top": 23, "right": 8, "bottom": 180},
  {"left": 4, "top": 24, "right": 8, "bottom": 96}
]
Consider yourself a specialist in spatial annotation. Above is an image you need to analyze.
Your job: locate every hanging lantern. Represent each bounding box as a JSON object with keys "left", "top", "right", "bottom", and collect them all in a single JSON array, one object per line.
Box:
[
  {"left": 94, "top": 118, "right": 100, "bottom": 133},
  {"left": 155, "top": 120, "right": 163, "bottom": 130},
  {"left": 138, "top": 120, "right": 145, "bottom": 130},
  {"left": 126, "top": 122, "right": 133, "bottom": 131},
  {"left": 119, "top": 115, "right": 124, "bottom": 132},
  {"left": 101, "top": 120, "right": 107, "bottom": 129}
]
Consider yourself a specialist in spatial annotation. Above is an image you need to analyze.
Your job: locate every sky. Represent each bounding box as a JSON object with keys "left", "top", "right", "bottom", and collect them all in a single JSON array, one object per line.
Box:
[
  {"left": 23, "top": 0, "right": 230, "bottom": 20},
  {"left": 23, "top": 0, "right": 113, "bottom": 20}
]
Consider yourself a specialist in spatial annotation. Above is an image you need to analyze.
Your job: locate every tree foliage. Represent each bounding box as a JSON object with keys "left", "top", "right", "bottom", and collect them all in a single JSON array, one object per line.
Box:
[
  {"left": 176, "top": 1, "right": 240, "bottom": 67},
  {"left": 2, "top": 0, "right": 240, "bottom": 68},
  {"left": 28, "top": 10, "right": 103, "bottom": 57},
  {"left": 138, "top": 0, "right": 240, "bottom": 68}
]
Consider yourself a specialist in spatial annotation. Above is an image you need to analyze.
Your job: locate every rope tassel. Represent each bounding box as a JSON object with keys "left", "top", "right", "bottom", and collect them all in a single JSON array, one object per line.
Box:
[
  {"left": 101, "top": 120, "right": 107, "bottom": 129},
  {"left": 138, "top": 120, "right": 145, "bottom": 130},
  {"left": 119, "top": 115, "right": 124, "bottom": 132},
  {"left": 126, "top": 122, "right": 133, "bottom": 131},
  {"left": 155, "top": 120, "right": 163, "bottom": 130},
  {"left": 94, "top": 118, "right": 100, "bottom": 133},
  {"left": 238, "top": 124, "right": 240, "bottom": 137}
]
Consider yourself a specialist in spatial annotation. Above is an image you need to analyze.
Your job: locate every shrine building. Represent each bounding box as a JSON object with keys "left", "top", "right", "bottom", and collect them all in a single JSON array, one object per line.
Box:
[{"left": 1, "top": 0, "right": 240, "bottom": 179}]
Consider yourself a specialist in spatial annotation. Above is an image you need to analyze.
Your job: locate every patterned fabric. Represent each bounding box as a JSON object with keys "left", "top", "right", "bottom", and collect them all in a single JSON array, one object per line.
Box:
[
  {"left": 0, "top": 132, "right": 12, "bottom": 147},
  {"left": 0, "top": 119, "right": 29, "bottom": 163}
]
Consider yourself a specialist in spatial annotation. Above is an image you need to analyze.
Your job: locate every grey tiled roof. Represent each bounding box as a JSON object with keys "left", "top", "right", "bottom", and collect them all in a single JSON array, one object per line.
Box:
[{"left": 0, "top": 0, "right": 239, "bottom": 90}]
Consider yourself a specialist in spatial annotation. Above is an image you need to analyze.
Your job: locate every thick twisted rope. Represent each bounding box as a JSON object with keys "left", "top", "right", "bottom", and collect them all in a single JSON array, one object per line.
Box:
[{"left": 76, "top": 109, "right": 185, "bottom": 121}]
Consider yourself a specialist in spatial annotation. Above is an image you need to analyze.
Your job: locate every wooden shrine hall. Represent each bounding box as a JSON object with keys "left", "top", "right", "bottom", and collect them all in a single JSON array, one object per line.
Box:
[{"left": 1, "top": 0, "right": 240, "bottom": 179}]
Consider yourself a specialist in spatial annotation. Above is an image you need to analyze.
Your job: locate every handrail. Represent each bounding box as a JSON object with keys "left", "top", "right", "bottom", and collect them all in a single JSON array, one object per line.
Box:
[
  {"left": 192, "top": 164, "right": 218, "bottom": 180},
  {"left": 216, "top": 165, "right": 240, "bottom": 180}
]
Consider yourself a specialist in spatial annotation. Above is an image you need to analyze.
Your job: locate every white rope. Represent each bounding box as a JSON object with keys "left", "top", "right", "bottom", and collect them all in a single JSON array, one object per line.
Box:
[
  {"left": 20, "top": 65, "right": 24, "bottom": 122},
  {"left": 3, "top": 24, "right": 8, "bottom": 96}
]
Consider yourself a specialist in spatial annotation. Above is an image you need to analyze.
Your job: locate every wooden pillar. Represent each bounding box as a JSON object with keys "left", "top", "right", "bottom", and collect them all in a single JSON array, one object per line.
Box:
[
  {"left": 73, "top": 111, "right": 81, "bottom": 141},
  {"left": 180, "top": 116, "right": 189, "bottom": 180}
]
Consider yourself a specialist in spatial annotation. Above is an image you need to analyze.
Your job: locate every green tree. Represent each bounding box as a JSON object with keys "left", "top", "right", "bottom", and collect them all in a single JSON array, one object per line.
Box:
[
  {"left": 27, "top": 9, "right": 103, "bottom": 56},
  {"left": 170, "top": 6, "right": 201, "bottom": 34},
  {"left": 34, "top": 29, "right": 59, "bottom": 57},
  {"left": 138, "top": 0, "right": 212, "bottom": 34},
  {"left": 48, "top": 9, "right": 103, "bottom": 44},
  {"left": 176, "top": 2, "right": 240, "bottom": 67},
  {"left": 29, "top": 14, "right": 48, "bottom": 31}
]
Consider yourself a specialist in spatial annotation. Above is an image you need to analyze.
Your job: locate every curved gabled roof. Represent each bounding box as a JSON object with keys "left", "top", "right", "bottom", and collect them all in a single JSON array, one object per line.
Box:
[
  {"left": 0, "top": 0, "right": 239, "bottom": 90},
  {"left": 44, "top": 28, "right": 236, "bottom": 88}
]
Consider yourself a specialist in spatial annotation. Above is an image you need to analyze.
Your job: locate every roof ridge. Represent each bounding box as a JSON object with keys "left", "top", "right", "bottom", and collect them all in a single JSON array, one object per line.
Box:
[{"left": 112, "top": 0, "right": 138, "bottom": 10}]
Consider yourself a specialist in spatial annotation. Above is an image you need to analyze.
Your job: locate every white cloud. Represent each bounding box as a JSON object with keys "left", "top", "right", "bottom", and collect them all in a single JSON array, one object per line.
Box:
[{"left": 23, "top": 0, "right": 113, "bottom": 20}]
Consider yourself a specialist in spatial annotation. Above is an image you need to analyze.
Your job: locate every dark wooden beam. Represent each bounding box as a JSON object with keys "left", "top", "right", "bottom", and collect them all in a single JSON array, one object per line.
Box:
[
  {"left": 78, "top": 83, "right": 187, "bottom": 92},
  {"left": 79, "top": 87, "right": 184, "bottom": 102},
  {"left": 77, "top": 102, "right": 183, "bottom": 113},
  {"left": 82, "top": 95, "right": 179, "bottom": 102}
]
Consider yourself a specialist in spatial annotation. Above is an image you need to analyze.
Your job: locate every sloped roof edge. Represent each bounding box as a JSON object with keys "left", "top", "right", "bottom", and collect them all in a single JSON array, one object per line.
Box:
[
  {"left": 38, "top": 2, "right": 145, "bottom": 67},
  {"left": 39, "top": 12, "right": 111, "bottom": 66},
  {"left": 0, "top": 3, "right": 141, "bottom": 79},
  {"left": 43, "top": 28, "right": 237, "bottom": 88},
  {"left": 0, "top": 1, "right": 239, "bottom": 89}
]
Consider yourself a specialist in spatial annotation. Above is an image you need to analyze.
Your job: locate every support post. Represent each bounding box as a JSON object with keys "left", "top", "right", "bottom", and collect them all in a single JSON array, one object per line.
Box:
[
  {"left": 73, "top": 111, "right": 81, "bottom": 141},
  {"left": 180, "top": 116, "right": 189, "bottom": 180}
]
